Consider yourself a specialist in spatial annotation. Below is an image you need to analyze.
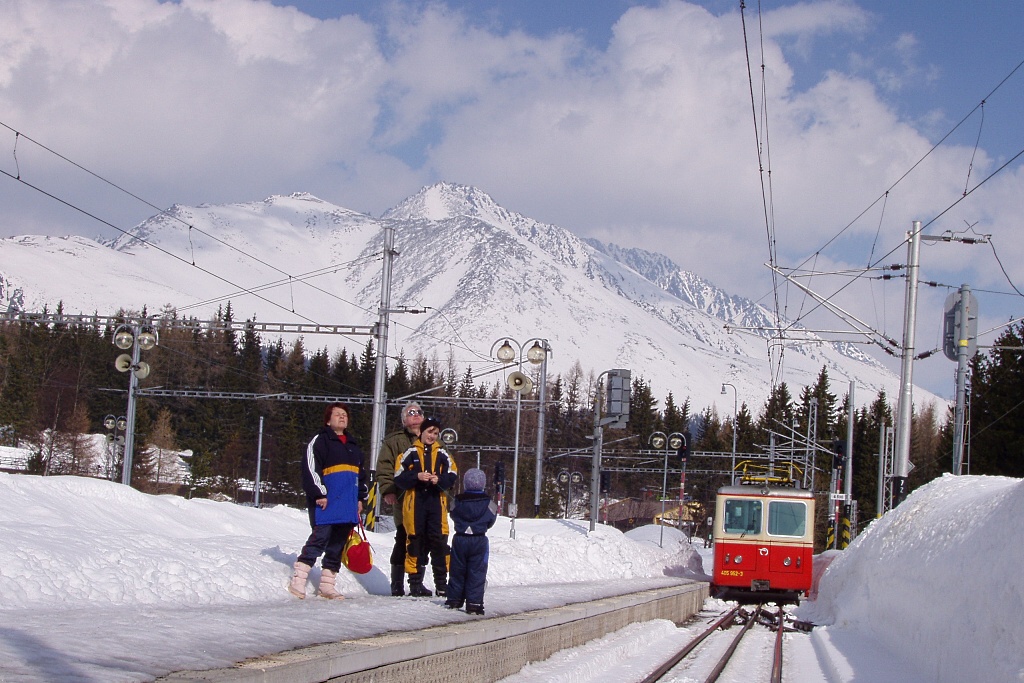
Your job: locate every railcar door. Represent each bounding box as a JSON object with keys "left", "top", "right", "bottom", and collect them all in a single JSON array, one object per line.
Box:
[{"left": 765, "top": 498, "right": 813, "bottom": 587}]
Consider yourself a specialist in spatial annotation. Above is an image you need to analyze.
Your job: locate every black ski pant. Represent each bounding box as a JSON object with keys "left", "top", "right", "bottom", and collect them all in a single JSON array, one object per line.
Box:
[
  {"left": 298, "top": 514, "right": 355, "bottom": 573},
  {"left": 404, "top": 496, "right": 449, "bottom": 575}
]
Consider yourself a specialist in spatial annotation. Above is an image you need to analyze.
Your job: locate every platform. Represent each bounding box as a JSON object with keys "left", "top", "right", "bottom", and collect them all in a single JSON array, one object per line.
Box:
[{"left": 159, "top": 581, "right": 709, "bottom": 683}]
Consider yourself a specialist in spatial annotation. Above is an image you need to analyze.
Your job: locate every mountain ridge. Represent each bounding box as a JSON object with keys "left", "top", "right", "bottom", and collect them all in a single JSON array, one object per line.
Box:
[{"left": 0, "top": 183, "right": 927, "bottom": 410}]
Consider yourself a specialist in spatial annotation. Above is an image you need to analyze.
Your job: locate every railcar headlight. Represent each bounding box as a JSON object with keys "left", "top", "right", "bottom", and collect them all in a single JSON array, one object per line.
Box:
[
  {"left": 734, "top": 555, "right": 743, "bottom": 564},
  {"left": 783, "top": 557, "right": 792, "bottom": 567}
]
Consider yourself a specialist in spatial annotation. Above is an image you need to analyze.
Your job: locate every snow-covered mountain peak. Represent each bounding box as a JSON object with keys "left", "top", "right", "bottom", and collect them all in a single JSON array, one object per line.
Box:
[
  {"left": 271, "top": 192, "right": 325, "bottom": 204},
  {"left": 383, "top": 182, "right": 511, "bottom": 223},
  {"left": 0, "top": 184, "right": 932, "bottom": 408}
]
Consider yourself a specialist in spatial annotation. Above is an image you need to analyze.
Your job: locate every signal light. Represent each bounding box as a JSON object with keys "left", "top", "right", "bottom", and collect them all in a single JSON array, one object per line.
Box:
[{"left": 677, "top": 432, "right": 691, "bottom": 462}]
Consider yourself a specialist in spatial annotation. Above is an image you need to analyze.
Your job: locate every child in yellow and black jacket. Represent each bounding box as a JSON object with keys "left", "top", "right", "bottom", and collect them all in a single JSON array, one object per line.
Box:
[{"left": 394, "top": 417, "right": 457, "bottom": 597}]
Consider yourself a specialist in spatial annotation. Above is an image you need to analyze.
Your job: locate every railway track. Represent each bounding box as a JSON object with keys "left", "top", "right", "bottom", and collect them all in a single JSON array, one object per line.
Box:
[{"left": 640, "top": 604, "right": 794, "bottom": 683}]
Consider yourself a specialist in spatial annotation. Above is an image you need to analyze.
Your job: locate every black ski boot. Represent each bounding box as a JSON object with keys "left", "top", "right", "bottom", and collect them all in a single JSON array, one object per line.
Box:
[
  {"left": 408, "top": 570, "right": 433, "bottom": 597},
  {"left": 465, "top": 602, "right": 484, "bottom": 615},
  {"left": 390, "top": 564, "right": 405, "bottom": 597},
  {"left": 432, "top": 568, "right": 448, "bottom": 597}
]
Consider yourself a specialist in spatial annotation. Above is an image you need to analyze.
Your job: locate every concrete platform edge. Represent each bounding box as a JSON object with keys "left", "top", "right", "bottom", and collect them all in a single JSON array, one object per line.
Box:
[{"left": 159, "top": 581, "right": 709, "bottom": 683}]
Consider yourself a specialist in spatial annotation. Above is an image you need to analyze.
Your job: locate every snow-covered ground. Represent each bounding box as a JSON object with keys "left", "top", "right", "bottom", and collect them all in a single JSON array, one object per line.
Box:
[{"left": 0, "top": 472, "right": 1020, "bottom": 682}]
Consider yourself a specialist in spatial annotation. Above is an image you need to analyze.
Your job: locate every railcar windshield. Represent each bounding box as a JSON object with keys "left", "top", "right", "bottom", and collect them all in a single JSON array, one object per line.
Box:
[
  {"left": 723, "top": 499, "right": 762, "bottom": 534},
  {"left": 768, "top": 500, "right": 807, "bottom": 536}
]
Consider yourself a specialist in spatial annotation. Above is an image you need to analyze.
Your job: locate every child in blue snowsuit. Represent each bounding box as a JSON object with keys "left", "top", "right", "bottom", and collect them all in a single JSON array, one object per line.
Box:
[{"left": 444, "top": 468, "right": 497, "bottom": 615}]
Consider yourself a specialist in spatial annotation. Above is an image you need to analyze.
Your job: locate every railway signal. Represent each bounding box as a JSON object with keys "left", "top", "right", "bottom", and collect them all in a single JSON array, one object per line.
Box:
[{"left": 676, "top": 432, "right": 690, "bottom": 462}]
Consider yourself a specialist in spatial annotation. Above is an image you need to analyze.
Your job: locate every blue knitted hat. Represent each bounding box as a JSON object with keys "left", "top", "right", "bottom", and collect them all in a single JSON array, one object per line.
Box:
[{"left": 464, "top": 468, "right": 487, "bottom": 492}]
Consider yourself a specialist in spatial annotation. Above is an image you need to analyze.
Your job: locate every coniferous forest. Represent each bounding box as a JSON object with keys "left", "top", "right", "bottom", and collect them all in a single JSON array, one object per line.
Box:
[{"left": 1, "top": 305, "right": 1021, "bottom": 534}]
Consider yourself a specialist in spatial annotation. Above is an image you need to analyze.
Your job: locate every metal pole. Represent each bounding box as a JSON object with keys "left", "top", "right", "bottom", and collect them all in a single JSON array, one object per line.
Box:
[
  {"left": 533, "top": 343, "right": 548, "bottom": 516},
  {"left": 659, "top": 449, "right": 667, "bottom": 548},
  {"left": 893, "top": 221, "right": 921, "bottom": 504},
  {"left": 369, "top": 224, "right": 395, "bottom": 527},
  {"left": 805, "top": 397, "right": 818, "bottom": 491},
  {"left": 510, "top": 387, "right": 522, "bottom": 539},
  {"left": 255, "top": 415, "right": 264, "bottom": 507},
  {"left": 877, "top": 414, "right": 886, "bottom": 518},
  {"left": 722, "top": 383, "right": 737, "bottom": 485},
  {"left": 678, "top": 459, "right": 687, "bottom": 530},
  {"left": 842, "top": 381, "right": 855, "bottom": 546},
  {"left": 844, "top": 381, "right": 855, "bottom": 500},
  {"left": 121, "top": 330, "right": 141, "bottom": 486},
  {"left": 952, "top": 283, "right": 971, "bottom": 475},
  {"left": 590, "top": 391, "right": 603, "bottom": 533}
]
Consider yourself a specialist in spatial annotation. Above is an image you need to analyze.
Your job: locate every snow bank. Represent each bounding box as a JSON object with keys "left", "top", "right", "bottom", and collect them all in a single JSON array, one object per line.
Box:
[
  {"left": 0, "top": 473, "right": 701, "bottom": 611},
  {"left": 796, "top": 474, "right": 1024, "bottom": 683}
]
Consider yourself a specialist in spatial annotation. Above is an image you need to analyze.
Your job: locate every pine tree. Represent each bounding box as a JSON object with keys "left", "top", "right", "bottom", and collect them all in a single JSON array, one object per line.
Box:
[
  {"left": 231, "top": 321, "right": 264, "bottom": 392},
  {"left": 758, "top": 382, "right": 796, "bottom": 443},
  {"left": 627, "top": 376, "right": 657, "bottom": 440},
  {"left": 330, "top": 347, "right": 357, "bottom": 393},
  {"left": 387, "top": 351, "right": 411, "bottom": 398},
  {"left": 735, "top": 402, "right": 755, "bottom": 454},
  {"left": 409, "top": 352, "right": 435, "bottom": 394},
  {"left": 145, "top": 408, "right": 179, "bottom": 494},
  {"left": 968, "top": 322, "right": 1024, "bottom": 477},
  {"left": 357, "top": 340, "right": 376, "bottom": 394},
  {"left": 305, "top": 347, "right": 332, "bottom": 394},
  {"left": 908, "top": 401, "right": 945, "bottom": 488}
]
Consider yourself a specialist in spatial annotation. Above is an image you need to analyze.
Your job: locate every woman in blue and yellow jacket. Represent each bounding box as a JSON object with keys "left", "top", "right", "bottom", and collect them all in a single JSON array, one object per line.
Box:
[{"left": 288, "top": 403, "right": 368, "bottom": 600}]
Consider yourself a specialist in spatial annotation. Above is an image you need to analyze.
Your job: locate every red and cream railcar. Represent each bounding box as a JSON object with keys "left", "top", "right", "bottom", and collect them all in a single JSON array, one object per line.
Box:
[{"left": 711, "top": 485, "right": 815, "bottom": 604}]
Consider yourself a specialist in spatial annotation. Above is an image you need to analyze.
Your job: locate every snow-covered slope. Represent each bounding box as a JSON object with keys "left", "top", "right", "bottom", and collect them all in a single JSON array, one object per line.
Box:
[{"left": 0, "top": 183, "right": 936, "bottom": 409}]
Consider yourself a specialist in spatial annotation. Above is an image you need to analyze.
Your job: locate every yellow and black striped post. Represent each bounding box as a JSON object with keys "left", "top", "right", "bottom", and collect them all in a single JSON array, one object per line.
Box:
[
  {"left": 364, "top": 479, "right": 378, "bottom": 531},
  {"left": 839, "top": 504, "right": 852, "bottom": 549}
]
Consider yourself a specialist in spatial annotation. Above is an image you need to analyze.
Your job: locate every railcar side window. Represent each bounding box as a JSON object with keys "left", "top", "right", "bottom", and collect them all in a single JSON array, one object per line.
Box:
[
  {"left": 723, "top": 499, "right": 762, "bottom": 534},
  {"left": 768, "top": 501, "right": 807, "bottom": 536}
]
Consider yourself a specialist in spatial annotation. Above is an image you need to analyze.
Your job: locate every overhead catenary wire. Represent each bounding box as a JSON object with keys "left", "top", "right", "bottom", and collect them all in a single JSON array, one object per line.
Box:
[
  {"left": 745, "top": 54, "right": 1024, "bottom": 353},
  {"left": 174, "top": 254, "right": 384, "bottom": 313},
  {"left": 769, "top": 140, "right": 1024, "bottom": 345},
  {"left": 0, "top": 120, "right": 490, "bottom": 363},
  {"left": 0, "top": 166, "right": 327, "bottom": 327},
  {"left": 741, "top": 0, "right": 786, "bottom": 391},
  {"left": 794, "top": 57, "right": 1024, "bottom": 275},
  {"left": 987, "top": 238, "right": 1024, "bottom": 298},
  {"left": 963, "top": 101, "right": 986, "bottom": 197}
]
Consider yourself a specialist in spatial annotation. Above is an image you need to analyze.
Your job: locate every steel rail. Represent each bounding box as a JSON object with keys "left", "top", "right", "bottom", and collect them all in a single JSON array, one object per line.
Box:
[
  {"left": 770, "top": 605, "right": 786, "bottom": 683},
  {"left": 703, "top": 605, "right": 760, "bottom": 683},
  {"left": 638, "top": 606, "right": 741, "bottom": 683}
]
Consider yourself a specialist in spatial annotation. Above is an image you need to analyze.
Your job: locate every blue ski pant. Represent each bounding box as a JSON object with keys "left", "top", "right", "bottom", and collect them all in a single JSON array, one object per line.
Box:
[{"left": 447, "top": 533, "right": 489, "bottom": 605}]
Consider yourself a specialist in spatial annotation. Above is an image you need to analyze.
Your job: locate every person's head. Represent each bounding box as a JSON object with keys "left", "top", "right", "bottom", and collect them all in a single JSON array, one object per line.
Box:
[
  {"left": 324, "top": 403, "right": 349, "bottom": 435},
  {"left": 402, "top": 402, "right": 424, "bottom": 435},
  {"left": 463, "top": 468, "right": 486, "bottom": 493},
  {"left": 419, "top": 417, "right": 442, "bottom": 445}
]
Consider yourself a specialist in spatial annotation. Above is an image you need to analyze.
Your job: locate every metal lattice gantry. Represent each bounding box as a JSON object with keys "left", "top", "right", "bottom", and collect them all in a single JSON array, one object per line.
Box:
[{"left": 0, "top": 311, "right": 377, "bottom": 338}]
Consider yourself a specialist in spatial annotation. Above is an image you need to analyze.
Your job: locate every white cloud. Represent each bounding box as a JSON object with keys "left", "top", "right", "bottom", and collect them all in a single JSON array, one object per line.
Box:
[{"left": 183, "top": 0, "right": 319, "bottom": 65}]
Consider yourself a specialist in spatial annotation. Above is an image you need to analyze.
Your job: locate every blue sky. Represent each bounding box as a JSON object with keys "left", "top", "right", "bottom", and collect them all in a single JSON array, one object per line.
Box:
[
  {"left": 270, "top": 0, "right": 1024, "bottom": 164},
  {"left": 2, "top": 0, "right": 1023, "bottom": 396}
]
